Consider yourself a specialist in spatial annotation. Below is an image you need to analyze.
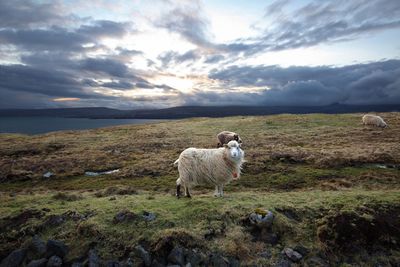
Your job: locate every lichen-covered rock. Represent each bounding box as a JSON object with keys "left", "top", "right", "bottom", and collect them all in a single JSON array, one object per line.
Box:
[
  {"left": 0, "top": 249, "right": 27, "bottom": 267},
  {"left": 167, "top": 246, "right": 184, "bottom": 266},
  {"left": 135, "top": 245, "right": 151, "bottom": 267},
  {"left": 27, "top": 258, "right": 47, "bottom": 267},
  {"left": 249, "top": 209, "right": 274, "bottom": 228},
  {"left": 282, "top": 248, "right": 302, "bottom": 262},
  {"left": 46, "top": 240, "right": 68, "bottom": 259},
  {"left": 46, "top": 256, "right": 62, "bottom": 267}
]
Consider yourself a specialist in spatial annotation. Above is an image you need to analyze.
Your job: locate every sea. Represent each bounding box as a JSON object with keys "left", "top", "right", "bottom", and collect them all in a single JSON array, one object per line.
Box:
[{"left": 0, "top": 117, "right": 163, "bottom": 135}]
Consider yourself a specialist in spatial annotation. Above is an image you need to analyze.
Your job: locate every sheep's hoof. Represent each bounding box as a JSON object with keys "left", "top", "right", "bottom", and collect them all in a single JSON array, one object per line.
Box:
[
  {"left": 185, "top": 195, "right": 191, "bottom": 198},
  {"left": 176, "top": 193, "right": 181, "bottom": 199}
]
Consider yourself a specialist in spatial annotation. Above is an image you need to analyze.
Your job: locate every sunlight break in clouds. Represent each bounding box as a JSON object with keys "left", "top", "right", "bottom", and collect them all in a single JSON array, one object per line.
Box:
[{"left": 0, "top": 0, "right": 399, "bottom": 108}]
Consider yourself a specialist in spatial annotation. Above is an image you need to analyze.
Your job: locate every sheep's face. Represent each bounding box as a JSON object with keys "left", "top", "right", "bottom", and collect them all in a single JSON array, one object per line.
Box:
[{"left": 225, "top": 140, "right": 244, "bottom": 161}]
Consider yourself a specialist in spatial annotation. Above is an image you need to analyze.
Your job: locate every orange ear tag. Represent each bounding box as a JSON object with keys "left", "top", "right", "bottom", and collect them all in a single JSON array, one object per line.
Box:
[{"left": 233, "top": 172, "right": 238, "bottom": 178}]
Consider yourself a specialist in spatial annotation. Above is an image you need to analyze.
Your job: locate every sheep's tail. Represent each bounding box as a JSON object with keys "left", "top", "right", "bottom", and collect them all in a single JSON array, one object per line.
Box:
[{"left": 173, "top": 159, "right": 179, "bottom": 167}]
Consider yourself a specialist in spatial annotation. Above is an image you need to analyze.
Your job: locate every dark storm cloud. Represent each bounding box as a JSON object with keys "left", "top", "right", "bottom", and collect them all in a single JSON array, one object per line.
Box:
[
  {"left": 0, "top": 0, "right": 68, "bottom": 29},
  {"left": 0, "top": 64, "right": 100, "bottom": 98},
  {"left": 220, "top": 0, "right": 400, "bottom": 55},
  {"left": 155, "top": 3, "right": 212, "bottom": 49},
  {"left": 80, "top": 58, "right": 131, "bottom": 78},
  {"left": 206, "top": 60, "right": 400, "bottom": 106}
]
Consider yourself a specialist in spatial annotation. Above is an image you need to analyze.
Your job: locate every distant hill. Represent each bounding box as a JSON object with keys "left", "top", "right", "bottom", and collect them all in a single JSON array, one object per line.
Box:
[{"left": 0, "top": 104, "right": 399, "bottom": 119}]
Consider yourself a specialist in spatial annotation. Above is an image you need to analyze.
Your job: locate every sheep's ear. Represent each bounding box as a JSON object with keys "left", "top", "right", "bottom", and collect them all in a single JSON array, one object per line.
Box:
[{"left": 234, "top": 134, "right": 239, "bottom": 140}]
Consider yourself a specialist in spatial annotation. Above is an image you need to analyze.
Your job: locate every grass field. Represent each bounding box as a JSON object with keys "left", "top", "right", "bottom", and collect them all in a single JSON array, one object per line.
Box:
[{"left": 1, "top": 113, "right": 399, "bottom": 266}]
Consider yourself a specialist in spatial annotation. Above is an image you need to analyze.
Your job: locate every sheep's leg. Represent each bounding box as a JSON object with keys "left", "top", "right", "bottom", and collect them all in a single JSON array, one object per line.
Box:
[
  {"left": 176, "top": 178, "right": 182, "bottom": 198},
  {"left": 219, "top": 185, "right": 224, "bottom": 197},
  {"left": 214, "top": 185, "right": 220, "bottom": 197},
  {"left": 185, "top": 186, "right": 191, "bottom": 198},
  {"left": 176, "top": 184, "right": 181, "bottom": 198}
]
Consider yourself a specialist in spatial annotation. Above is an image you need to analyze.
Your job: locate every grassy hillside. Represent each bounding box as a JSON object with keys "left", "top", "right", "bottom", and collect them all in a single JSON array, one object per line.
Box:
[{"left": 1, "top": 113, "right": 399, "bottom": 266}]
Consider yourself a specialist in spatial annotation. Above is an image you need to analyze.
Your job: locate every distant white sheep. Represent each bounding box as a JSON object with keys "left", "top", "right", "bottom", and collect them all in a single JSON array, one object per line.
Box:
[
  {"left": 217, "top": 131, "right": 242, "bottom": 147},
  {"left": 362, "top": 114, "right": 388, "bottom": 128},
  {"left": 174, "top": 140, "right": 244, "bottom": 197}
]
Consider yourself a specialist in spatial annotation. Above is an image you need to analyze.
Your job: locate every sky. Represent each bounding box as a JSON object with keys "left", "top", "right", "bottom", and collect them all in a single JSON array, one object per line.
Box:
[{"left": 0, "top": 0, "right": 400, "bottom": 109}]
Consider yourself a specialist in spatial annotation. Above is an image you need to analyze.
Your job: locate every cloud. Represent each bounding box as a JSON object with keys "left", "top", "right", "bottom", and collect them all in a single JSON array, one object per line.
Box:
[{"left": 207, "top": 59, "right": 400, "bottom": 106}]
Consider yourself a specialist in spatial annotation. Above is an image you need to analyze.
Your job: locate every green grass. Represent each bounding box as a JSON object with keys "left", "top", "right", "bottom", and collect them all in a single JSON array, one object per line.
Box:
[{"left": 1, "top": 113, "right": 400, "bottom": 265}]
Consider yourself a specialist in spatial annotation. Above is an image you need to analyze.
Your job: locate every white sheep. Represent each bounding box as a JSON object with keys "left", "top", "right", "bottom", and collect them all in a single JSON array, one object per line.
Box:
[
  {"left": 362, "top": 114, "right": 388, "bottom": 128},
  {"left": 174, "top": 140, "right": 244, "bottom": 198}
]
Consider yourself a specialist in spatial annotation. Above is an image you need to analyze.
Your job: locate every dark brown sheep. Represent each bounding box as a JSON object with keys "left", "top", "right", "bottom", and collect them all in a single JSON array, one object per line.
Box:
[{"left": 216, "top": 131, "right": 242, "bottom": 147}]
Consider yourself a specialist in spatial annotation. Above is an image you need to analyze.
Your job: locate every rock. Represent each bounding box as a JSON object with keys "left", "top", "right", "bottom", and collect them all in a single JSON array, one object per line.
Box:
[
  {"left": 166, "top": 265, "right": 180, "bottom": 267},
  {"left": 209, "top": 254, "right": 229, "bottom": 267},
  {"left": 135, "top": 245, "right": 151, "bottom": 267},
  {"left": 150, "top": 259, "right": 164, "bottom": 267},
  {"left": 43, "top": 172, "right": 54, "bottom": 178},
  {"left": 259, "top": 250, "right": 272, "bottom": 259},
  {"left": 0, "top": 248, "right": 27, "bottom": 267},
  {"left": 167, "top": 246, "right": 185, "bottom": 266},
  {"left": 249, "top": 209, "right": 274, "bottom": 228},
  {"left": 71, "top": 262, "right": 84, "bottom": 267},
  {"left": 106, "top": 260, "right": 120, "bottom": 267},
  {"left": 46, "top": 240, "right": 68, "bottom": 258},
  {"left": 185, "top": 250, "right": 206, "bottom": 267},
  {"left": 293, "top": 245, "right": 310, "bottom": 256},
  {"left": 46, "top": 256, "right": 62, "bottom": 267},
  {"left": 305, "top": 257, "right": 329, "bottom": 267},
  {"left": 274, "top": 258, "right": 292, "bottom": 267},
  {"left": 113, "top": 210, "right": 138, "bottom": 224},
  {"left": 27, "top": 258, "right": 47, "bottom": 267},
  {"left": 88, "top": 249, "right": 100, "bottom": 267},
  {"left": 44, "top": 215, "right": 65, "bottom": 227},
  {"left": 282, "top": 248, "right": 302, "bottom": 262},
  {"left": 28, "top": 235, "right": 47, "bottom": 259},
  {"left": 185, "top": 263, "right": 192, "bottom": 267},
  {"left": 261, "top": 230, "right": 279, "bottom": 245},
  {"left": 142, "top": 211, "right": 156, "bottom": 222},
  {"left": 227, "top": 257, "right": 240, "bottom": 267}
]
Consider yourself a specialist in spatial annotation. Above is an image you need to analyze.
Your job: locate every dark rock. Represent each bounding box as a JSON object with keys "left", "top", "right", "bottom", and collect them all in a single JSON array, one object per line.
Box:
[
  {"left": 46, "top": 240, "right": 68, "bottom": 258},
  {"left": 135, "top": 245, "right": 151, "bottom": 267},
  {"left": 71, "top": 262, "right": 84, "bottom": 267},
  {"left": 28, "top": 235, "right": 47, "bottom": 259},
  {"left": 113, "top": 210, "right": 138, "bottom": 224},
  {"left": 166, "top": 265, "right": 180, "bottom": 267},
  {"left": 282, "top": 248, "right": 302, "bottom": 262},
  {"left": 227, "top": 257, "right": 240, "bottom": 267},
  {"left": 27, "top": 258, "right": 47, "bottom": 267},
  {"left": 185, "top": 250, "right": 206, "bottom": 267},
  {"left": 106, "top": 260, "right": 120, "bottom": 267},
  {"left": 46, "top": 256, "right": 62, "bottom": 267},
  {"left": 293, "top": 245, "right": 310, "bottom": 256},
  {"left": 88, "top": 249, "right": 100, "bottom": 267},
  {"left": 142, "top": 211, "right": 156, "bottom": 222},
  {"left": 305, "top": 257, "right": 329, "bottom": 267},
  {"left": 259, "top": 251, "right": 272, "bottom": 259},
  {"left": 123, "top": 258, "right": 134, "bottom": 267},
  {"left": 167, "top": 246, "right": 184, "bottom": 266},
  {"left": 150, "top": 259, "right": 165, "bottom": 267},
  {"left": 209, "top": 254, "right": 229, "bottom": 267},
  {"left": 0, "top": 248, "right": 27, "bottom": 267},
  {"left": 274, "top": 258, "right": 291, "bottom": 267},
  {"left": 261, "top": 231, "right": 279, "bottom": 245},
  {"left": 44, "top": 215, "right": 65, "bottom": 227}
]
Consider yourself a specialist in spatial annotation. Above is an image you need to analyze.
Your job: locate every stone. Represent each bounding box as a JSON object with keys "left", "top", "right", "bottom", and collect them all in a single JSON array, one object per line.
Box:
[
  {"left": 0, "top": 248, "right": 27, "bottom": 267},
  {"left": 142, "top": 211, "right": 156, "bottom": 222},
  {"left": 113, "top": 210, "right": 138, "bottom": 224},
  {"left": 27, "top": 258, "right": 47, "bottom": 267},
  {"left": 88, "top": 249, "right": 100, "bottom": 267},
  {"left": 28, "top": 235, "right": 47, "bottom": 259},
  {"left": 282, "top": 248, "right": 302, "bottom": 262},
  {"left": 135, "top": 245, "right": 151, "bottom": 267},
  {"left": 305, "top": 257, "right": 329, "bottom": 267},
  {"left": 106, "top": 260, "right": 120, "bottom": 267},
  {"left": 46, "top": 256, "right": 62, "bottom": 267},
  {"left": 71, "top": 262, "right": 84, "bottom": 267},
  {"left": 249, "top": 209, "right": 274, "bottom": 228},
  {"left": 167, "top": 246, "right": 185, "bottom": 266},
  {"left": 209, "top": 254, "right": 229, "bottom": 267},
  {"left": 43, "top": 172, "right": 54, "bottom": 178},
  {"left": 46, "top": 240, "right": 68, "bottom": 258},
  {"left": 259, "top": 250, "right": 272, "bottom": 259},
  {"left": 293, "top": 245, "right": 310, "bottom": 256},
  {"left": 274, "top": 258, "right": 292, "bottom": 267},
  {"left": 185, "top": 250, "right": 206, "bottom": 267}
]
